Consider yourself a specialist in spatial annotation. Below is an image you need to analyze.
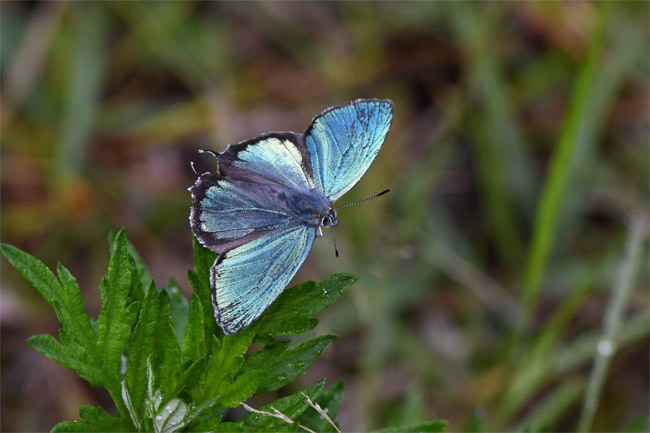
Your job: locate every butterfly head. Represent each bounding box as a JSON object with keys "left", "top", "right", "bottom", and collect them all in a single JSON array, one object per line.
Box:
[
  {"left": 321, "top": 208, "right": 339, "bottom": 228},
  {"left": 320, "top": 208, "right": 340, "bottom": 258}
]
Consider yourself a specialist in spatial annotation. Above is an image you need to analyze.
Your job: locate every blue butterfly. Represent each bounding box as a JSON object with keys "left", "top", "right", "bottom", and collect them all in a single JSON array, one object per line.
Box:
[{"left": 190, "top": 98, "right": 394, "bottom": 334}]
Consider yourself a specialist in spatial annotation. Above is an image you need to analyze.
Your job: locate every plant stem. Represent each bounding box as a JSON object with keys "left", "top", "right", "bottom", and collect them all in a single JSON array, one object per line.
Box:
[
  {"left": 518, "top": 4, "right": 608, "bottom": 335},
  {"left": 577, "top": 213, "right": 648, "bottom": 432}
]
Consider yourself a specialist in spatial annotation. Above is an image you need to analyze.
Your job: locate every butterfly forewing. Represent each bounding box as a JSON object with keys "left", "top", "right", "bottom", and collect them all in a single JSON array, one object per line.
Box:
[
  {"left": 305, "top": 99, "right": 394, "bottom": 202},
  {"left": 219, "top": 132, "right": 314, "bottom": 191}
]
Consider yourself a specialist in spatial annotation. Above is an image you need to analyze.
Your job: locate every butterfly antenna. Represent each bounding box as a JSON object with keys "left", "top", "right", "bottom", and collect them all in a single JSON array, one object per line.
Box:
[
  {"left": 333, "top": 189, "right": 391, "bottom": 210},
  {"left": 329, "top": 226, "right": 339, "bottom": 258}
]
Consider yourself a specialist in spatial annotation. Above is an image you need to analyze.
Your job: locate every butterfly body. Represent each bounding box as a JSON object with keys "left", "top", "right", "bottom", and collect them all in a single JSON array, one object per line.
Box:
[
  {"left": 276, "top": 186, "right": 332, "bottom": 228},
  {"left": 190, "top": 99, "right": 394, "bottom": 334}
]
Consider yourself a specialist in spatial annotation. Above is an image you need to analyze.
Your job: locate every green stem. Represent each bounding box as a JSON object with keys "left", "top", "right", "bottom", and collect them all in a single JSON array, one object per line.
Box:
[
  {"left": 107, "top": 382, "right": 133, "bottom": 428},
  {"left": 518, "top": 3, "right": 609, "bottom": 335},
  {"left": 577, "top": 213, "right": 647, "bottom": 432}
]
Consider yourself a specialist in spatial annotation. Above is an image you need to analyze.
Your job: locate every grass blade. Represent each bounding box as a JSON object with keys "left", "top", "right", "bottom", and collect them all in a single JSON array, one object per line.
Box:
[
  {"left": 519, "top": 4, "right": 609, "bottom": 330},
  {"left": 55, "top": 3, "right": 107, "bottom": 181},
  {"left": 577, "top": 213, "right": 647, "bottom": 432}
]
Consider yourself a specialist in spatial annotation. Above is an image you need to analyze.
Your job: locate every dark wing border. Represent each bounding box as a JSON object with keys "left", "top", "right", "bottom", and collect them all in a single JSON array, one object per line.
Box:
[{"left": 217, "top": 131, "right": 314, "bottom": 184}]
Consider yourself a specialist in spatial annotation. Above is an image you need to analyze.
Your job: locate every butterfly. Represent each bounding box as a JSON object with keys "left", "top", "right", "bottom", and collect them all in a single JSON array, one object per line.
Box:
[{"left": 190, "top": 98, "right": 394, "bottom": 334}]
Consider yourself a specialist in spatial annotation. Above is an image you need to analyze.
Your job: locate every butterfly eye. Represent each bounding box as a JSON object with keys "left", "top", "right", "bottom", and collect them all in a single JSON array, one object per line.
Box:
[{"left": 321, "top": 209, "right": 338, "bottom": 227}]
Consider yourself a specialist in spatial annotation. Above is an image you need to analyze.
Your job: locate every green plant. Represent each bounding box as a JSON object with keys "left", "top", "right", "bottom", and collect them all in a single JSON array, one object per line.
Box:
[{"left": 1, "top": 229, "right": 446, "bottom": 432}]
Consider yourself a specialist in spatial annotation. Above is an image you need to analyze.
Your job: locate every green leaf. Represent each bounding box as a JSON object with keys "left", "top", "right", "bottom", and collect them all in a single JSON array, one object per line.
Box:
[
  {"left": 177, "top": 359, "right": 206, "bottom": 395},
  {"left": 56, "top": 264, "right": 98, "bottom": 354},
  {"left": 238, "top": 380, "right": 325, "bottom": 430},
  {"left": 151, "top": 398, "right": 193, "bottom": 433},
  {"left": 109, "top": 229, "right": 153, "bottom": 291},
  {"left": 218, "top": 369, "right": 266, "bottom": 408},
  {"left": 182, "top": 294, "right": 205, "bottom": 363},
  {"left": 155, "top": 289, "right": 182, "bottom": 397},
  {"left": 243, "top": 334, "right": 338, "bottom": 393},
  {"left": 212, "top": 421, "right": 245, "bottom": 432},
  {"left": 168, "top": 277, "right": 190, "bottom": 348},
  {"left": 1, "top": 244, "right": 65, "bottom": 324},
  {"left": 0, "top": 244, "right": 59, "bottom": 296},
  {"left": 126, "top": 281, "right": 160, "bottom": 414},
  {"left": 146, "top": 354, "right": 230, "bottom": 433},
  {"left": 297, "top": 380, "right": 344, "bottom": 432},
  {"left": 186, "top": 412, "right": 224, "bottom": 432},
  {"left": 97, "top": 228, "right": 133, "bottom": 384},
  {"left": 188, "top": 237, "right": 218, "bottom": 339},
  {"left": 253, "top": 274, "right": 356, "bottom": 336},
  {"left": 51, "top": 405, "right": 131, "bottom": 432},
  {"left": 200, "top": 328, "right": 255, "bottom": 402},
  {"left": 7, "top": 255, "right": 105, "bottom": 386},
  {"left": 27, "top": 333, "right": 103, "bottom": 386},
  {"left": 121, "top": 380, "right": 141, "bottom": 430},
  {"left": 1, "top": 246, "right": 101, "bottom": 376},
  {"left": 127, "top": 256, "right": 146, "bottom": 305},
  {"left": 372, "top": 420, "right": 448, "bottom": 433}
]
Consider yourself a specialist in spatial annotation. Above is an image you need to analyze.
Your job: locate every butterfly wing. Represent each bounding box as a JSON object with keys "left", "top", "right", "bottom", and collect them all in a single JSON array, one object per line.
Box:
[
  {"left": 211, "top": 225, "right": 315, "bottom": 334},
  {"left": 191, "top": 172, "right": 291, "bottom": 253},
  {"left": 218, "top": 132, "right": 315, "bottom": 192},
  {"left": 190, "top": 132, "right": 321, "bottom": 254},
  {"left": 304, "top": 98, "right": 394, "bottom": 202}
]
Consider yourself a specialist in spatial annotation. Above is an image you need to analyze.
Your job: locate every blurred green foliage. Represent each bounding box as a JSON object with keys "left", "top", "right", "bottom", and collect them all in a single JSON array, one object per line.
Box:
[{"left": 1, "top": 2, "right": 648, "bottom": 432}]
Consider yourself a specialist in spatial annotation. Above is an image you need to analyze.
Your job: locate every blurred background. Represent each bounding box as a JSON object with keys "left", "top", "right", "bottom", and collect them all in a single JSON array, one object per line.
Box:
[{"left": 1, "top": 2, "right": 648, "bottom": 432}]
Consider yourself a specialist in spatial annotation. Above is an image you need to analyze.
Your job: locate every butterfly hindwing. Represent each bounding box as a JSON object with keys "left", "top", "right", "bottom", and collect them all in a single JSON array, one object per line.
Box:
[
  {"left": 304, "top": 99, "right": 394, "bottom": 202},
  {"left": 190, "top": 173, "right": 291, "bottom": 254},
  {"left": 211, "top": 225, "right": 316, "bottom": 334}
]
